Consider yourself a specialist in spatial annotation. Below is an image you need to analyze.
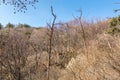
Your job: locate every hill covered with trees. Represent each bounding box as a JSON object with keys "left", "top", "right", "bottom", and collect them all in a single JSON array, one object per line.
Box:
[{"left": 0, "top": 15, "right": 120, "bottom": 80}]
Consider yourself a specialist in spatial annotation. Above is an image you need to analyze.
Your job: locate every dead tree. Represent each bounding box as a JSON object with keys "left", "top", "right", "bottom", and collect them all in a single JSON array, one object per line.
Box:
[
  {"left": 78, "top": 10, "right": 87, "bottom": 49},
  {"left": 46, "top": 6, "right": 56, "bottom": 80}
]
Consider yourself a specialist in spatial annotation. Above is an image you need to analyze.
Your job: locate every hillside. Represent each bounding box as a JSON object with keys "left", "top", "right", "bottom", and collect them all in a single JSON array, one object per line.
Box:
[{"left": 0, "top": 18, "right": 120, "bottom": 80}]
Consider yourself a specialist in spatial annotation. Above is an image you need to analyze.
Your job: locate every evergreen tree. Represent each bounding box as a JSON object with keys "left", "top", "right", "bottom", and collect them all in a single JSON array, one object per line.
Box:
[{"left": 5, "top": 23, "right": 14, "bottom": 28}]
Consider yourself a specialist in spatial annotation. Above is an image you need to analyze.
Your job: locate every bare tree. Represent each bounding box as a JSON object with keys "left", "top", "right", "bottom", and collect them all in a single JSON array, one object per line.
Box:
[
  {"left": 78, "top": 10, "right": 87, "bottom": 49},
  {"left": 46, "top": 6, "right": 56, "bottom": 80}
]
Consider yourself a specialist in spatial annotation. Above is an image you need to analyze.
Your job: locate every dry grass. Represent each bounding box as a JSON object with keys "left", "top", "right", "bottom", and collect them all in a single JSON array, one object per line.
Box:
[
  {"left": 1, "top": 19, "right": 120, "bottom": 80},
  {"left": 59, "top": 33, "right": 120, "bottom": 80}
]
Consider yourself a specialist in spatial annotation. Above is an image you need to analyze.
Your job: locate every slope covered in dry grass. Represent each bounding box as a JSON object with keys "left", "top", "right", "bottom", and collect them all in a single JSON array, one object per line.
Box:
[{"left": 1, "top": 18, "right": 120, "bottom": 80}]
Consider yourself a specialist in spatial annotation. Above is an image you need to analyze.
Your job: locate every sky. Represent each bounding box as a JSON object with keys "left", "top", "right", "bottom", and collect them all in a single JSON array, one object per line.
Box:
[{"left": 0, "top": 0, "right": 120, "bottom": 27}]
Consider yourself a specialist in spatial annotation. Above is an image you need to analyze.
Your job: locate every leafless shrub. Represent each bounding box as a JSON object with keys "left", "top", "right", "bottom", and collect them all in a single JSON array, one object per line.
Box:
[{"left": 0, "top": 29, "right": 30, "bottom": 80}]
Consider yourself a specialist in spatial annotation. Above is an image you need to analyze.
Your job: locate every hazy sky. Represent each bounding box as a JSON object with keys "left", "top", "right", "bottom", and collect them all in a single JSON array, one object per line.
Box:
[{"left": 0, "top": 0, "right": 120, "bottom": 27}]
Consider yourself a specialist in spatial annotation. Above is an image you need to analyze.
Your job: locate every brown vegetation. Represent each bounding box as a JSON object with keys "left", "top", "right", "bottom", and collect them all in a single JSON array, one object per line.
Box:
[{"left": 0, "top": 17, "right": 120, "bottom": 80}]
